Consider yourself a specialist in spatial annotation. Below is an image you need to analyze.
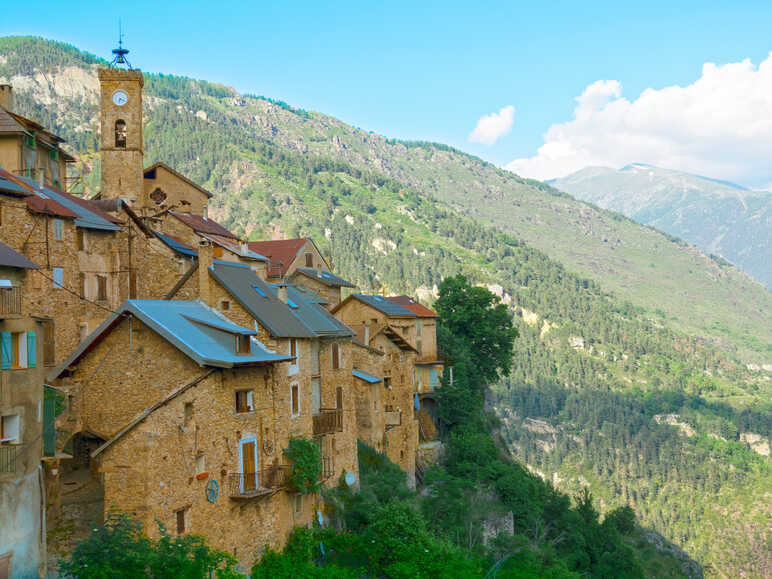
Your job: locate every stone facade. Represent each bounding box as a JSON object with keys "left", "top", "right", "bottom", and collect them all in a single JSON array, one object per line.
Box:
[
  {"left": 142, "top": 163, "right": 211, "bottom": 217},
  {"left": 98, "top": 68, "right": 144, "bottom": 202}
]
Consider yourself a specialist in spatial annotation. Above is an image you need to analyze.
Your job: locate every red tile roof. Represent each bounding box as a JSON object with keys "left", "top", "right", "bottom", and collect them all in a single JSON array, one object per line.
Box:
[
  {"left": 247, "top": 238, "right": 309, "bottom": 277},
  {"left": 170, "top": 211, "right": 239, "bottom": 239},
  {"left": 386, "top": 295, "right": 439, "bottom": 318}
]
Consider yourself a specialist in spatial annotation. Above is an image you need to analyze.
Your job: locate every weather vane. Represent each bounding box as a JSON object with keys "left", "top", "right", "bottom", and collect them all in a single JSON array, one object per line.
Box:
[{"left": 110, "top": 19, "right": 132, "bottom": 69}]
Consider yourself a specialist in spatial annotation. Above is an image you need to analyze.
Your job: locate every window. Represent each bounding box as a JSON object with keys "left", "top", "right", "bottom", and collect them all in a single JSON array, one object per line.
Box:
[
  {"left": 1, "top": 332, "right": 36, "bottom": 369},
  {"left": 77, "top": 229, "right": 86, "bottom": 251},
  {"left": 96, "top": 275, "right": 107, "bottom": 301},
  {"left": 26, "top": 134, "right": 35, "bottom": 148},
  {"left": 184, "top": 402, "right": 194, "bottom": 425},
  {"left": 115, "top": 120, "right": 127, "bottom": 148},
  {"left": 220, "top": 299, "right": 230, "bottom": 311},
  {"left": 290, "top": 338, "right": 297, "bottom": 358},
  {"left": 235, "top": 390, "right": 254, "bottom": 413},
  {"left": 79, "top": 273, "right": 86, "bottom": 298},
  {"left": 213, "top": 246, "right": 223, "bottom": 258},
  {"left": 175, "top": 507, "right": 187, "bottom": 534},
  {"left": 252, "top": 285, "right": 266, "bottom": 298},
  {"left": 384, "top": 376, "right": 391, "bottom": 389},
  {"left": 235, "top": 334, "right": 251, "bottom": 355},
  {"left": 286, "top": 299, "right": 298, "bottom": 309},
  {"left": 336, "top": 386, "right": 343, "bottom": 410},
  {"left": 53, "top": 219, "right": 63, "bottom": 241},
  {"left": 1, "top": 415, "right": 20, "bottom": 443},
  {"left": 305, "top": 253, "right": 313, "bottom": 267},
  {"left": 331, "top": 343, "right": 340, "bottom": 369},
  {"left": 149, "top": 188, "right": 167, "bottom": 205},
  {"left": 52, "top": 267, "right": 63, "bottom": 289},
  {"left": 294, "top": 493, "right": 303, "bottom": 517},
  {"left": 290, "top": 383, "right": 300, "bottom": 417},
  {"left": 42, "top": 320, "right": 55, "bottom": 366},
  {"left": 50, "top": 149, "right": 58, "bottom": 161},
  {"left": 416, "top": 320, "right": 422, "bottom": 337},
  {"left": 195, "top": 453, "right": 206, "bottom": 476}
]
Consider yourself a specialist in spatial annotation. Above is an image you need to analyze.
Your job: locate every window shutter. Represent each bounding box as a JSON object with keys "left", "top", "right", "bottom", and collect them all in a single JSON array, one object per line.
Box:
[
  {"left": 27, "top": 332, "right": 36, "bottom": 368},
  {"left": 1, "top": 332, "right": 11, "bottom": 369},
  {"left": 331, "top": 343, "right": 339, "bottom": 369}
]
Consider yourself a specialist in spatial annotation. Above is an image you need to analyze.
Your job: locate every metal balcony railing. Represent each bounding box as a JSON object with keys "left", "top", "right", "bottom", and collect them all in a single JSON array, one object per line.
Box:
[
  {"left": 0, "top": 445, "right": 19, "bottom": 474},
  {"left": 313, "top": 408, "right": 343, "bottom": 437},
  {"left": 0, "top": 286, "right": 22, "bottom": 316},
  {"left": 227, "top": 465, "right": 289, "bottom": 499}
]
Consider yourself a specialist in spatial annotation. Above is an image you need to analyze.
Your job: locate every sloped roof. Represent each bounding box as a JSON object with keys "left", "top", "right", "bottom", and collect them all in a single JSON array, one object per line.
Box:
[
  {"left": 334, "top": 294, "right": 416, "bottom": 318},
  {"left": 200, "top": 233, "right": 268, "bottom": 261},
  {"left": 291, "top": 267, "right": 355, "bottom": 288},
  {"left": 209, "top": 261, "right": 315, "bottom": 338},
  {"left": 278, "top": 285, "right": 354, "bottom": 338},
  {"left": 0, "top": 172, "right": 33, "bottom": 196},
  {"left": 152, "top": 230, "right": 198, "bottom": 258},
  {"left": 247, "top": 238, "right": 314, "bottom": 277},
  {"left": 144, "top": 162, "right": 214, "bottom": 199},
  {"left": 386, "top": 295, "right": 438, "bottom": 318},
  {"left": 0, "top": 241, "right": 39, "bottom": 269},
  {"left": 170, "top": 211, "right": 238, "bottom": 239},
  {"left": 353, "top": 369, "right": 381, "bottom": 383},
  {"left": 8, "top": 172, "right": 122, "bottom": 231},
  {"left": 48, "top": 300, "right": 292, "bottom": 381}
]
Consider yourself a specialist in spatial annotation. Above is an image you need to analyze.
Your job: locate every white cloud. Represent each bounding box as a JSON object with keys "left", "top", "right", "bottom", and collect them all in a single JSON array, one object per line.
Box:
[
  {"left": 469, "top": 105, "right": 515, "bottom": 145},
  {"left": 506, "top": 54, "right": 772, "bottom": 188}
]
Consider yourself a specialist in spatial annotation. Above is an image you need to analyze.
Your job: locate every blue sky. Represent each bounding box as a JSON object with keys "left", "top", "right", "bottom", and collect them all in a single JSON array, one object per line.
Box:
[{"left": 3, "top": 1, "right": 772, "bottom": 185}]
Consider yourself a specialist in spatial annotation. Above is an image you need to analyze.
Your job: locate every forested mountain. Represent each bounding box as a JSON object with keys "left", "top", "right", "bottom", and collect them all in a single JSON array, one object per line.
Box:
[
  {"left": 1, "top": 37, "right": 770, "bottom": 577},
  {"left": 550, "top": 164, "right": 772, "bottom": 289}
]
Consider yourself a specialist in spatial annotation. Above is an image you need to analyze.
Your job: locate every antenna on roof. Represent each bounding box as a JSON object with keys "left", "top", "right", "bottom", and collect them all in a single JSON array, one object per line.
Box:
[{"left": 110, "top": 19, "right": 133, "bottom": 69}]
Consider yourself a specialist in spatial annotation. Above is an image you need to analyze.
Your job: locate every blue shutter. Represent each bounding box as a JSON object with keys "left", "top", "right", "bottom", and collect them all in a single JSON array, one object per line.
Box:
[
  {"left": 1, "top": 332, "right": 11, "bottom": 369},
  {"left": 27, "top": 332, "right": 36, "bottom": 368},
  {"left": 414, "top": 392, "right": 421, "bottom": 411}
]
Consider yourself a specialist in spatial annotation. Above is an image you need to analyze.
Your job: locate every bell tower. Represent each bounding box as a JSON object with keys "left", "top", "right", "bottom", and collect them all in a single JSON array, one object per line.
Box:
[{"left": 98, "top": 39, "right": 143, "bottom": 202}]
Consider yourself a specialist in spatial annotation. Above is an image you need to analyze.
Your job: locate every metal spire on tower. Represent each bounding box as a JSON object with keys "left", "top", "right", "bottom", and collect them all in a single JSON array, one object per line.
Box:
[{"left": 110, "top": 19, "right": 132, "bottom": 69}]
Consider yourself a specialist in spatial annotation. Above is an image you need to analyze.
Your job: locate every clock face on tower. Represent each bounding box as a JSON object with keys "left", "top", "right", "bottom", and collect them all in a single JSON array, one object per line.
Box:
[{"left": 112, "top": 90, "right": 128, "bottom": 106}]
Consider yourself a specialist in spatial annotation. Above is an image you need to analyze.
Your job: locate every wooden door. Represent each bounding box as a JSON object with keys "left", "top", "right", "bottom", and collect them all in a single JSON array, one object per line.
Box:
[{"left": 241, "top": 440, "right": 256, "bottom": 491}]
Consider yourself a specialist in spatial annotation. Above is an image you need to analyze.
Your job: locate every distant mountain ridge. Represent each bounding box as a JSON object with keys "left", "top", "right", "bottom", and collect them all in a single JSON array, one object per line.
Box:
[{"left": 550, "top": 163, "right": 772, "bottom": 287}]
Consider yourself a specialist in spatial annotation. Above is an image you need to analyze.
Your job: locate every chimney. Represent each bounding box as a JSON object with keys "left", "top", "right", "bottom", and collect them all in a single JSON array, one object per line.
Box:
[
  {"left": 198, "top": 239, "right": 214, "bottom": 306},
  {"left": 0, "top": 85, "right": 13, "bottom": 112},
  {"left": 276, "top": 283, "right": 288, "bottom": 304}
]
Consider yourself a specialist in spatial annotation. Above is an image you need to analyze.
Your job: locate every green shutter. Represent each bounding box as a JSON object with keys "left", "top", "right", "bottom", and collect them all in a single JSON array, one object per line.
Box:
[
  {"left": 43, "top": 387, "right": 56, "bottom": 457},
  {"left": 27, "top": 332, "right": 36, "bottom": 368},
  {"left": 1, "top": 332, "right": 11, "bottom": 369}
]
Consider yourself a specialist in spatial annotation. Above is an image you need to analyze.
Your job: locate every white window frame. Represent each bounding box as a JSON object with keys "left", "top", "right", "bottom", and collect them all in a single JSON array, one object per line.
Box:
[
  {"left": 1, "top": 414, "right": 20, "bottom": 443},
  {"left": 290, "top": 382, "right": 300, "bottom": 418}
]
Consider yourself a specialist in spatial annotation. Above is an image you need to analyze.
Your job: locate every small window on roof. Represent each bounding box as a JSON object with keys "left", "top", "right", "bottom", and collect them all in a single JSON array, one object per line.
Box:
[
  {"left": 305, "top": 253, "right": 313, "bottom": 267},
  {"left": 235, "top": 334, "right": 251, "bottom": 355},
  {"left": 252, "top": 285, "right": 266, "bottom": 297},
  {"left": 286, "top": 299, "right": 298, "bottom": 309}
]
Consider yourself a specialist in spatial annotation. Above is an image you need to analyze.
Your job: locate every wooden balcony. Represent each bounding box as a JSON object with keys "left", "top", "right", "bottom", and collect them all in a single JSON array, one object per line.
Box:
[
  {"left": 385, "top": 410, "right": 402, "bottom": 427},
  {"left": 227, "top": 465, "right": 289, "bottom": 500},
  {"left": 0, "top": 286, "right": 22, "bottom": 317},
  {"left": 313, "top": 408, "right": 343, "bottom": 437},
  {"left": 0, "top": 445, "right": 19, "bottom": 474}
]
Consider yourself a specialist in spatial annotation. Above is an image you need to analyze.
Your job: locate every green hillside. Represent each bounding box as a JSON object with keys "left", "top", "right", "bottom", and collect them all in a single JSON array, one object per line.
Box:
[
  {"left": 1, "top": 36, "right": 770, "bottom": 577},
  {"left": 550, "top": 164, "right": 772, "bottom": 289}
]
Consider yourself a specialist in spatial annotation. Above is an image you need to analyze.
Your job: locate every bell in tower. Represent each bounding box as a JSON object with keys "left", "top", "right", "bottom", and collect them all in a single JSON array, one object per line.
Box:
[{"left": 98, "top": 34, "right": 144, "bottom": 203}]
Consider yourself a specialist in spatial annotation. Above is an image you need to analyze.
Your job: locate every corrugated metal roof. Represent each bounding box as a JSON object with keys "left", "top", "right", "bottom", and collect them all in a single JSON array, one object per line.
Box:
[
  {"left": 292, "top": 267, "right": 355, "bottom": 288},
  {"left": 386, "top": 295, "right": 439, "bottom": 318},
  {"left": 200, "top": 233, "right": 268, "bottom": 261},
  {"left": 352, "top": 369, "right": 381, "bottom": 383},
  {"left": 0, "top": 241, "right": 39, "bottom": 269},
  {"left": 209, "top": 262, "right": 316, "bottom": 338},
  {"left": 349, "top": 294, "right": 417, "bottom": 318},
  {"left": 170, "top": 211, "right": 238, "bottom": 239},
  {"left": 0, "top": 172, "right": 32, "bottom": 196},
  {"left": 48, "top": 300, "right": 292, "bottom": 380}
]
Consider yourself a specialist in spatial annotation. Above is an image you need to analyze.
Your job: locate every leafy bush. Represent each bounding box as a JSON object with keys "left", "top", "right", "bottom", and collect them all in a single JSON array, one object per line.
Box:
[{"left": 283, "top": 437, "right": 323, "bottom": 494}]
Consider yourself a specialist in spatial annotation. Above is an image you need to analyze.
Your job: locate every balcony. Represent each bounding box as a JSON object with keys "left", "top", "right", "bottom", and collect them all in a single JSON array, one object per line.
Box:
[
  {"left": 227, "top": 465, "right": 289, "bottom": 500},
  {"left": 385, "top": 410, "right": 402, "bottom": 427},
  {"left": 0, "top": 445, "right": 19, "bottom": 474},
  {"left": 0, "top": 286, "right": 22, "bottom": 317},
  {"left": 313, "top": 408, "right": 343, "bottom": 437}
]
